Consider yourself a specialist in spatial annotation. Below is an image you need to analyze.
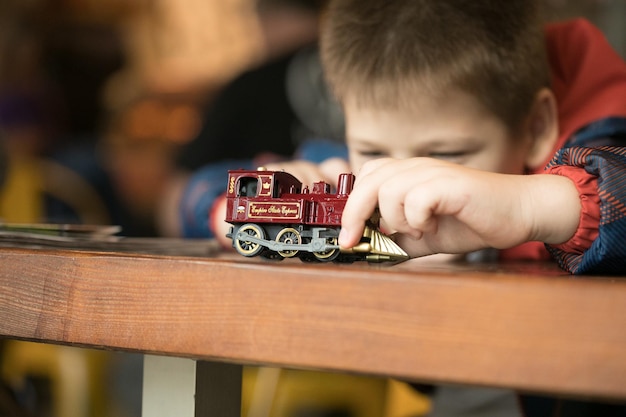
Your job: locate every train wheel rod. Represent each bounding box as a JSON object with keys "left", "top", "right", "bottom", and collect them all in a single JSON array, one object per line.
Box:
[{"left": 235, "top": 231, "right": 339, "bottom": 254}]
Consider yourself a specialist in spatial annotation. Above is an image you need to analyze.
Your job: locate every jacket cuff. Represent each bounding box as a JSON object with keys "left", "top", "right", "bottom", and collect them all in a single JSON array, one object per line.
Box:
[{"left": 544, "top": 166, "right": 600, "bottom": 255}]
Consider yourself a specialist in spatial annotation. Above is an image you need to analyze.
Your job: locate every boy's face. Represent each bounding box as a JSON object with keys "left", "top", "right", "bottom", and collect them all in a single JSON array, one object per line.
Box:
[{"left": 344, "top": 89, "right": 533, "bottom": 175}]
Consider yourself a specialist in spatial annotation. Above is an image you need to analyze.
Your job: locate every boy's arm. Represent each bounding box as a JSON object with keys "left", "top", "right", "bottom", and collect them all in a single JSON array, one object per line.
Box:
[
  {"left": 179, "top": 159, "right": 253, "bottom": 238},
  {"left": 339, "top": 158, "right": 582, "bottom": 257},
  {"left": 338, "top": 146, "right": 626, "bottom": 275}
]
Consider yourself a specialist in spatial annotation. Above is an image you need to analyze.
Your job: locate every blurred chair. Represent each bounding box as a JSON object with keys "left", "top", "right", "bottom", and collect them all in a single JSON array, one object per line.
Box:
[
  {"left": 0, "top": 154, "right": 111, "bottom": 225},
  {"left": 1, "top": 341, "right": 109, "bottom": 417},
  {"left": 242, "top": 367, "right": 431, "bottom": 417}
]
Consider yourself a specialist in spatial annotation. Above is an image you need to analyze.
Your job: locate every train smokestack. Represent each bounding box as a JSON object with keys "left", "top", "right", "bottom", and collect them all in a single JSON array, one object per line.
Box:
[{"left": 337, "top": 173, "right": 355, "bottom": 195}]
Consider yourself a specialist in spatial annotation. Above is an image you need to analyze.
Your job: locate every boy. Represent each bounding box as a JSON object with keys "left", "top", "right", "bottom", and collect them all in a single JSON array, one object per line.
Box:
[{"left": 318, "top": 0, "right": 626, "bottom": 275}]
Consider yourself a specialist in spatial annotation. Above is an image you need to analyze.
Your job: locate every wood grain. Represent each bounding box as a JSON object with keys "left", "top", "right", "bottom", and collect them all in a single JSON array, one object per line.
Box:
[{"left": 1, "top": 248, "right": 626, "bottom": 400}]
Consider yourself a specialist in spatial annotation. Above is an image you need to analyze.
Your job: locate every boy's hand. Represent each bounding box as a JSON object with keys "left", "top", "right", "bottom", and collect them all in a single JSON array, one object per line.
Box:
[
  {"left": 264, "top": 158, "right": 350, "bottom": 186},
  {"left": 338, "top": 158, "right": 581, "bottom": 257}
]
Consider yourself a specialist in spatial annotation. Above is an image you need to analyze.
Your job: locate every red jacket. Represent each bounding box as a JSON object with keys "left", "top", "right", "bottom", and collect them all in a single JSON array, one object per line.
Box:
[{"left": 500, "top": 19, "right": 626, "bottom": 264}]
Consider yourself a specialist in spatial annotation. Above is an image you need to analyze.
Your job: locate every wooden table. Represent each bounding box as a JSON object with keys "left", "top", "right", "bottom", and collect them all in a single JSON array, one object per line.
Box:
[{"left": 1, "top": 247, "right": 626, "bottom": 416}]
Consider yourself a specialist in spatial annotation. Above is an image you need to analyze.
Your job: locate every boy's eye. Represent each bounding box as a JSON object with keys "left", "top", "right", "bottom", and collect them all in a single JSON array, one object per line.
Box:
[
  {"left": 357, "top": 150, "right": 387, "bottom": 158},
  {"left": 427, "top": 150, "right": 470, "bottom": 161}
]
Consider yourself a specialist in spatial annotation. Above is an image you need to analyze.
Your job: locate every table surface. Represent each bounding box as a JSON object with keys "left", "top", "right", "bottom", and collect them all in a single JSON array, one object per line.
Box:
[{"left": 1, "top": 247, "right": 626, "bottom": 401}]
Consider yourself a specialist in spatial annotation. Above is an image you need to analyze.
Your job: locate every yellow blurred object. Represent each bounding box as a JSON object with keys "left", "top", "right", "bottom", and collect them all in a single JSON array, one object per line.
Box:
[
  {"left": 1, "top": 341, "right": 109, "bottom": 417},
  {"left": 243, "top": 367, "right": 385, "bottom": 417},
  {"left": 0, "top": 156, "right": 43, "bottom": 222},
  {"left": 384, "top": 380, "right": 431, "bottom": 417},
  {"left": 0, "top": 155, "right": 110, "bottom": 225},
  {"left": 241, "top": 367, "right": 431, "bottom": 417}
]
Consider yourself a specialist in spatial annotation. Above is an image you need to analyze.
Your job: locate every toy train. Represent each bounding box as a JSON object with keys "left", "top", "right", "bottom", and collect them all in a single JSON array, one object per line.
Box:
[{"left": 225, "top": 168, "right": 408, "bottom": 262}]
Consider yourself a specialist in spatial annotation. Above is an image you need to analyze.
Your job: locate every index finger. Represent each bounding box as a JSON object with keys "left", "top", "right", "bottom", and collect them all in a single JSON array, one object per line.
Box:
[{"left": 339, "top": 160, "right": 393, "bottom": 247}]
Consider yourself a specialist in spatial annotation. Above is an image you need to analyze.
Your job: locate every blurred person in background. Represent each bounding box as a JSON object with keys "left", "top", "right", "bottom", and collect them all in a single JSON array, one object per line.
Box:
[
  {"left": 175, "top": 0, "right": 343, "bottom": 171},
  {"left": 158, "top": 0, "right": 347, "bottom": 237},
  {"left": 99, "top": 90, "right": 203, "bottom": 236}
]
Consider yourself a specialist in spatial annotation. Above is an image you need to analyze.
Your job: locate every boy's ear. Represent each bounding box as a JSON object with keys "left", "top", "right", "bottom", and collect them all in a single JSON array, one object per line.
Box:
[{"left": 524, "top": 88, "right": 559, "bottom": 170}]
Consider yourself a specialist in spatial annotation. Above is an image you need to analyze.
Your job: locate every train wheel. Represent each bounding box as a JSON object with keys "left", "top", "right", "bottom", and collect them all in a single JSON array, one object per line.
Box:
[
  {"left": 313, "top": 237, "right": 340, "bottom": 262},
  {"left": 234, "top": 224, "right": 265, "bottom": 257},
  {"left": 276, "top": 227, "right": 302, "bottom": 258}
]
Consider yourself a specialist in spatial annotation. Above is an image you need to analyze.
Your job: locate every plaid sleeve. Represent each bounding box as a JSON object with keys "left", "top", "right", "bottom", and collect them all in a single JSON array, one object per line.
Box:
[{"left": 545, "top": 146, "right": 626, "bottom": 274}]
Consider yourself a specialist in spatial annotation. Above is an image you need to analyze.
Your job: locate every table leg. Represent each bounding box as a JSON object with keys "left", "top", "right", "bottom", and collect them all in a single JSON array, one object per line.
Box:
[{"left": 142, "top": 355, "right": 242, "bottom": 417}]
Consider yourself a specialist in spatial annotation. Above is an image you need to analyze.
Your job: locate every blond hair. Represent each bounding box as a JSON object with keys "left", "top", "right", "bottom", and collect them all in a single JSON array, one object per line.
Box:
[{"left": 321, "top": 0, "right": 550, "bottom": 132}]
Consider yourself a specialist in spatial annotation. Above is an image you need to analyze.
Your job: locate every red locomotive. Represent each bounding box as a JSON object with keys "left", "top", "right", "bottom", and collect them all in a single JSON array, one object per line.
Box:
[{"left": 225, "top": 168, "right": 408, "bottom": 262}]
